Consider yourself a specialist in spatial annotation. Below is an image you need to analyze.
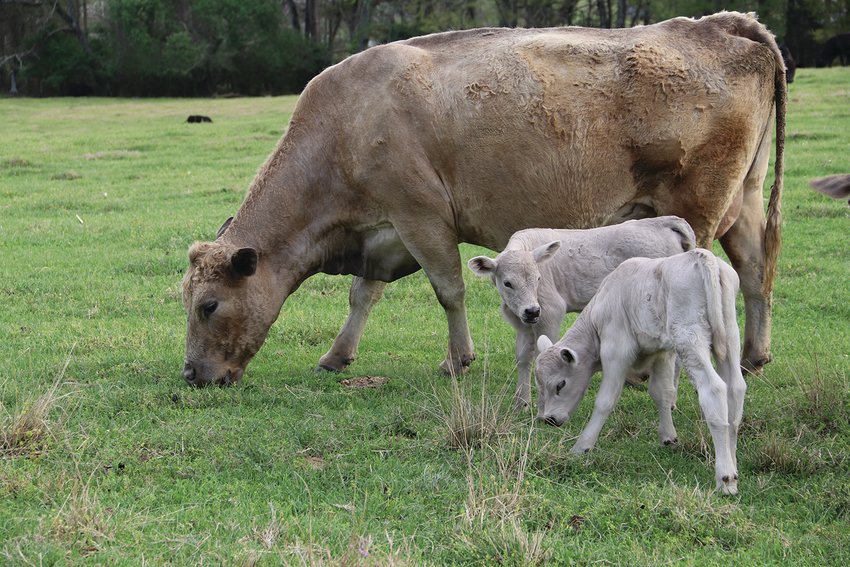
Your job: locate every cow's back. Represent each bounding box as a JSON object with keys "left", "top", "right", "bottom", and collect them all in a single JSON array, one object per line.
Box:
[{"left": 299, "top": 13, "right": 779, "bottom": 250}]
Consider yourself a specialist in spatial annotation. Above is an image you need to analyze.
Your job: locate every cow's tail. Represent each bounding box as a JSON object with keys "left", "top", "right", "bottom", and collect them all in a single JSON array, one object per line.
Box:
[
  {"left": 705, "top": 12, "right": 786, "bottom": 296},
  {"left": 694, "top": 249, "right": 728, "bottom": 362}
]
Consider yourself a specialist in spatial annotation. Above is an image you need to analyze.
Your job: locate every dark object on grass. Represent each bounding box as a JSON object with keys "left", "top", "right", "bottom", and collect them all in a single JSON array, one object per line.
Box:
[
  {"left": 809, "top": 174, "right": 850, "bottom": 205},
  {"left": 187, "top": 115, "right": 213, "bottom": 123},
  {"left": 817, "top": 33, "right": 850, "bottom": 67}
]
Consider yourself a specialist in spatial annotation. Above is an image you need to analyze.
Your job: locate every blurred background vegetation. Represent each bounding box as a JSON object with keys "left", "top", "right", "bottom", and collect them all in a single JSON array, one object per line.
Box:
[{"left": 1, "top": 0, "right": 848, "bottom": 96}]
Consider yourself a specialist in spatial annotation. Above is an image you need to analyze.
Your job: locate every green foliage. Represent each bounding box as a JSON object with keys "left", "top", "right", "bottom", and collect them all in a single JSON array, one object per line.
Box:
[{"left": 0, "top": 69, "right": 848, "bottom": 564}]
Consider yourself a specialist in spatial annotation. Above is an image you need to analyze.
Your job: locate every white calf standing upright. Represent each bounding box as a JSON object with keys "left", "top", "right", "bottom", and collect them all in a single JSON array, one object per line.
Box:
[
  {"left": 535, "top": 249, "right": 747, "bottom": 495},
  {"left": 467, "top": 216, "right": 695, "bottom": 409}
]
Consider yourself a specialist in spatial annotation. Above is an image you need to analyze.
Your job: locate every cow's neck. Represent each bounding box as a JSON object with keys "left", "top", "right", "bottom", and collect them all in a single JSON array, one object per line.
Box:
[{"left": 223, "top": 126, "right": 344, "bottom": 295}]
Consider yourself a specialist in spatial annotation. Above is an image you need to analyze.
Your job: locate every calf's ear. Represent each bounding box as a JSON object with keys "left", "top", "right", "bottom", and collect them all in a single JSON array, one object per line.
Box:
[
  {"left": 559, "top": 347, "right": 579, "bottom": 365},
  {"left": 532, "top": 240, "right": 560, "bottom": 264},
  {"left": 537, "top": 335, "right": 554, "bottom": 352},
  {"left": 467, "top": 256, "right": 497, "bottom": 277},
  {"left": 231, "top": 247, "right": 258, "bottom": 277}
]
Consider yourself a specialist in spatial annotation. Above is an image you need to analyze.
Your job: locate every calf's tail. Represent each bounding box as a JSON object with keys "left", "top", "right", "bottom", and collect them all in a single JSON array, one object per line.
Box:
[{"left": 694, "top": 250, "right": 728, "bottom": 362}]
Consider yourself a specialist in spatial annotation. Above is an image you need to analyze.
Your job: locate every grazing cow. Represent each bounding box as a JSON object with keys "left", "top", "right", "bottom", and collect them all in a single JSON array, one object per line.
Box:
[
  {"left": 809, "top": 174, "right": 850, "bottom": 205},
  {"left": 181, "top": 12, "right": 785, "bottom": 387},
  {"left": 535, "top": 249, "right": 745, "bottom": 495},
  {"left": 187, "top": 115, "right": 213, "bottom": 123},
  {"left": 467, "top": 216, "right": 695, "bottom": 408},
  {"left": 818, "top": 33, "right": 850, "bottom": 67}
]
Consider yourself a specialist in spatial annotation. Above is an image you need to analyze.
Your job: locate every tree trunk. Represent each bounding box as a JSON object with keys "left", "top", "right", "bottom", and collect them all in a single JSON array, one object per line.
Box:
[
  {"left": 284, "top": 0, "right": 300, "bottom": 32},
  {"left": 305, "top": 0, "right": 318, "bottom": 39},
  {"left": 596, "top": 0, "right": 610, "bottom": 28},
  {"left": 616, "top": 0, "right": 625, "bottom": 28}
]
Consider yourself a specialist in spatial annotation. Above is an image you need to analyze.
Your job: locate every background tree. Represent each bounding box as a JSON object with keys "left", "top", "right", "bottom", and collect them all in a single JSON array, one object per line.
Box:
[{"left": 1, "top": 0, "right": 845, "bottom": 96}]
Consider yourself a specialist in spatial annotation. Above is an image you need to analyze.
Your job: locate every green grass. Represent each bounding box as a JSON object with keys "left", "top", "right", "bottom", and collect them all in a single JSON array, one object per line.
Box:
[{"left": 1, "top": 67, "right": 848, "bottom": 564}]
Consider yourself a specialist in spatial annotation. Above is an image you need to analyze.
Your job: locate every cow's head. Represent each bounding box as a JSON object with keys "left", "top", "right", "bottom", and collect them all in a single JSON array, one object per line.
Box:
[
  {"left": 468, "top": 240, "right": 560, "bottom": 325},
  {"left": 534, "top": 335, "right": 594, "bottom": 425},
  {"left": 181, "top": 227, "right": 280, "bottom": 387}
]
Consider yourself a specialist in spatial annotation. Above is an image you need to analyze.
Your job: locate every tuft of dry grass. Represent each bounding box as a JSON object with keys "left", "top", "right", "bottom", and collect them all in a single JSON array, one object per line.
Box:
[
  {"left": 1, "top": 349, "right": 73, "bottom": 457},
  {"left": 440, "top": 375, "right": 516, "bottom": 451}
]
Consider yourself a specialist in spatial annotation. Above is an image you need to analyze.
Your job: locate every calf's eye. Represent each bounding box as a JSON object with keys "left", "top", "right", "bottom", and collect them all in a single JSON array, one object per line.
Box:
[
  {"left": 504, "top": 281, "right": 513, "bottom": 289},
  {"left": 556, "top": 380, "right": 566, "bottom": 395}
]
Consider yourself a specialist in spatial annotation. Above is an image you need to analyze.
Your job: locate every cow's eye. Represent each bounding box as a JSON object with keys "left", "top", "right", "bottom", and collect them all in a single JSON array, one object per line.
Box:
[
  {"left": 202, "top": 300, "right": 218, "bottom": 317},
  {"left": 504, "top": 281, "right": 513, "bottom": 289},
  {"left": 556, "top": 380, "right": 566, "bottom": 395}
]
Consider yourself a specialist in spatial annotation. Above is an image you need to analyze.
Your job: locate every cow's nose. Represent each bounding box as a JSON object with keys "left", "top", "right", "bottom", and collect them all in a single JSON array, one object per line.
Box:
[{"left": 182, "top": 363, "right": 196, "bottom": 383}]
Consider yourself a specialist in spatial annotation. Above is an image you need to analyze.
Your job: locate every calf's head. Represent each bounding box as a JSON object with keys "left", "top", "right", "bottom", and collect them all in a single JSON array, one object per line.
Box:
[
  {"left": 181, "top": 240, "right": 279, "bottom": 386},
  {"left": 534, "top": 335, "right": 594, "bottom": 425},
  {"left": 468, "top": 240, "right": 560, "bottom": 325}
]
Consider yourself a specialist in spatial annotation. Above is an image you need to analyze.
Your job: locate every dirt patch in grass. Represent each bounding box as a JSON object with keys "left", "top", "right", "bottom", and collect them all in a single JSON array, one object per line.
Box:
[
  {"left": 83, "top": 150, "right": 142, "bottom": 160},
  {"left": 340, "top": 376, "right": 389, "bottom": 389}
]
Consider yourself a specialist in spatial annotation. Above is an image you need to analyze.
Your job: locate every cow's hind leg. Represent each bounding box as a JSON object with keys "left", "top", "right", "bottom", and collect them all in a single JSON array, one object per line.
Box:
[
  {"left": 719, "top": 126, "right": 775, "bottom": 374},
  {"left": 393, "top": 221, "right": 474, "bottom": 376},
  {"left": 318, "top": 277, "right": 387, "bottom": 372}
]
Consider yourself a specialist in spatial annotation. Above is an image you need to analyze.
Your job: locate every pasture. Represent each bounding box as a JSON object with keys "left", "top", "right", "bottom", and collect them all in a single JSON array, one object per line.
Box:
[{"left": 1, "top": 67, "right": 848, "bottom": 564}]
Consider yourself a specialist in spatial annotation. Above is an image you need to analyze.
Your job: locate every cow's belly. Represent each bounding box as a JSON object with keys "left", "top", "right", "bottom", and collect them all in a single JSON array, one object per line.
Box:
[{"left": 322, "top": 225, "right": 421, "bottom": 282}]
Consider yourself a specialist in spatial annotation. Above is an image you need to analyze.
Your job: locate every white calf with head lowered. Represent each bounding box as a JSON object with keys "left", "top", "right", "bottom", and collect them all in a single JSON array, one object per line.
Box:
[
  {"left": 468, "top": 216, "right": 695, "bottom": 409},
  {"left": 535, "top": 249, "right": 746, "bottom": 495}
]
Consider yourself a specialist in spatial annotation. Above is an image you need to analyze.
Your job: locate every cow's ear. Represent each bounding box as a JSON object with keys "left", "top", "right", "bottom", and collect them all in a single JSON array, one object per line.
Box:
[
  {"left": 533, "top": 240, "right": 560, "bottom": 264},
  {"left": 467, "top": 256, "right": 497, "bottom": 277},
  {"left": 231, "top": 247, "right": 258, "bottom": 277},
  {"left": 559, "top": 347, "right": 579, "bottom": 365},
  {"left": 217, "top": 216, "right": 234, "bottom": 239},
  {"left": 537, "top": 335, "right": 554, "bottom": 352}
]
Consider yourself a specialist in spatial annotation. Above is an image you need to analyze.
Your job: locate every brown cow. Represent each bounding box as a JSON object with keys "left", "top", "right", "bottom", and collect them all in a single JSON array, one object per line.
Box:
[{"left": 181, "top": 11, "right": 786, "bottom": 386}]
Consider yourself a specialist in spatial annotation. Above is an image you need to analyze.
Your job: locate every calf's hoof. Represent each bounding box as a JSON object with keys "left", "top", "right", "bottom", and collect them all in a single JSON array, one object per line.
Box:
[
  {"left": 662, "top": 436, "right": 679, "bottom": 447},
  {"left": 717, "top": 473, "right": 739, "bottom": 495},
  {"left": 317, "top": 353, "right": 355, "bottom": 373}
]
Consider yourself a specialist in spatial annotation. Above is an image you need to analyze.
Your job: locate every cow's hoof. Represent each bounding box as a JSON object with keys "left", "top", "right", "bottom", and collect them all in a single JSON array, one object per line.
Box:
[
  {"left": 439, "top": 353, "right": 475, "bottom": 376},
  {"left": 741, "top": 354, "right": 772, "bottom": 375},
  {"left": 316, "top": 354, "right": 355, "bottom": 373}
]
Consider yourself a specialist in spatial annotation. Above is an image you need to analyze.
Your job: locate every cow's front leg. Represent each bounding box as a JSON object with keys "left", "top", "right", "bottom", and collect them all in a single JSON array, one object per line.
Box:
[
  {"left": 572, "top": 359, "right": 627, "bottom": 454},
  {"left": 318, "top": 277, "right": 387, "bottom": 372}
]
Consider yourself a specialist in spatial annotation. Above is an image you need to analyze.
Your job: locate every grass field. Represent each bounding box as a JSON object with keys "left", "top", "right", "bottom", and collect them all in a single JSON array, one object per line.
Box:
[{"left": 1, "top": 67, "right": 848, "bottom": 565}]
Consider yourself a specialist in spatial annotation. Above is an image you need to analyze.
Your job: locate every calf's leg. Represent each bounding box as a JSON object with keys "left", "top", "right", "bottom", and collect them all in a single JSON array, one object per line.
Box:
[
  {"left": 648, "top": 354, "right": 678, "bottom": 446},
  {"left": 572, "top": 357, "right": 628, "bottom": 454},
  {"left": 681, "top": 348, "right": 739, "bottom": 495}
]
